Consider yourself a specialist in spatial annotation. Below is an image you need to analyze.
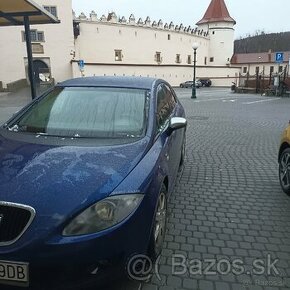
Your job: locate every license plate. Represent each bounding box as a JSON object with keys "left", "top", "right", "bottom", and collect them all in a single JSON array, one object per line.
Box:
[{"left": 0, "top": 260, "right": 29, "bottom": 284}]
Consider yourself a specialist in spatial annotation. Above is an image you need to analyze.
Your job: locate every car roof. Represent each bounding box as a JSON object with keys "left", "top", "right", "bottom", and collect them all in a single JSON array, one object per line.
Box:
[{"left": 57, "top": 76, "right": 160, "bottom": 90}]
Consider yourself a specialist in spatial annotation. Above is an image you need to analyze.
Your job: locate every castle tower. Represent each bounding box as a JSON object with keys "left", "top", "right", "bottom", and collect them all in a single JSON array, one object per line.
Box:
[{"left": 196, "top": 0, "right": 236, "bottom": 66}]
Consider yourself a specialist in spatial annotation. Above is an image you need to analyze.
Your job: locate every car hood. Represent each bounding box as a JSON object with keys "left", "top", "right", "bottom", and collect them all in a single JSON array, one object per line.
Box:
[{"left": 0, "top": 135, "right": 150, "bottom": 217}]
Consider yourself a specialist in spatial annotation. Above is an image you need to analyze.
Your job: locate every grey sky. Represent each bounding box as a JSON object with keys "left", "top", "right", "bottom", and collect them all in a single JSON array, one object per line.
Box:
[{"left": 72, "top": 0, "right": 289, "bottom": 39}]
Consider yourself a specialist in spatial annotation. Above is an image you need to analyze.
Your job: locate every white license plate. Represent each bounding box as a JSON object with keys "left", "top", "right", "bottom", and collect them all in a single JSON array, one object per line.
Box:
[{"left": 0, "top": 260, "right": 29, "bottom": 283}]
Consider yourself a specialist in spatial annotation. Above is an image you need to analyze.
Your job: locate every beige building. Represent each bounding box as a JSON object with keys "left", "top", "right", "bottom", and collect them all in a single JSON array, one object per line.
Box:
[
  {"left": 0, "top": 0, "right": 241, "bottom": 90},
  {"left": 232, "top": 52, "right": 290, "bottom": 76},
  {"left": 0, "top": 0, "right": 74, "bottom": 91}
]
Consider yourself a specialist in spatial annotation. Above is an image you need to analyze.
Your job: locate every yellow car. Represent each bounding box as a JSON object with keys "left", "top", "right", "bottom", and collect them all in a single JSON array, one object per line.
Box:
[{"left": 279, "top": 123, "right": 290, "bottom": 194}]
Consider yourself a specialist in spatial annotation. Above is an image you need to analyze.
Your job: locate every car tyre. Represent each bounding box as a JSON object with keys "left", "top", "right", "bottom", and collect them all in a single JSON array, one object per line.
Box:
[
  {"left": 279, "top": 148, "right": 290, "bottom": 195},
  {"left": 148, "top": 184, "right": 168, "bottom": 260}
]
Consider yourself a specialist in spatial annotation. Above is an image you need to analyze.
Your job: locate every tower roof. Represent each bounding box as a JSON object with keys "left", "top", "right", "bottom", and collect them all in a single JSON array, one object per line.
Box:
[{"left": 196, "top": 0, "right": 236, "bottom": 25}]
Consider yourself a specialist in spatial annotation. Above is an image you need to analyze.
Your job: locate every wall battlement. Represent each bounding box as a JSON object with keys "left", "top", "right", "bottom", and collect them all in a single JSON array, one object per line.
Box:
[{"left": 73, "top": 11, "right": 209, "bottom": 38}]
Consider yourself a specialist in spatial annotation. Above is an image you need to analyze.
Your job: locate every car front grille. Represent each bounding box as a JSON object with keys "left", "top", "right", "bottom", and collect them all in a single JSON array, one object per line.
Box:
[{"left": 0, "top": 202, "right": 35, "bottom": 246}]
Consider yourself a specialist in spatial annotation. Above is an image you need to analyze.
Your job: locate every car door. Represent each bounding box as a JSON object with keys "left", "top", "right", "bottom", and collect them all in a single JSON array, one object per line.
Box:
[
  {"left": 164, "top": 84, "right": 184, "bottom": 178},
  {"left": 156, "top": 83, "right": 181, "bottom": 189}
]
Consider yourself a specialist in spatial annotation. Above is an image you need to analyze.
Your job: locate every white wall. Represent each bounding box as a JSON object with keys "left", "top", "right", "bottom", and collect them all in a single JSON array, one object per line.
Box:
[
  {"left": 198, "top": 21, "right": 235, "bottom": 66},
  {"left": 72, "top": 62, "right": 241, "bottom": 87},
  {"left": 75, "top": 20, "right": 209, "bottom": 66},
  {"left": 72, "top": 19, "right": 240, "bottom": 86},
  {"left": 0, "top": 25, "right": 26, "bottom": 87}
]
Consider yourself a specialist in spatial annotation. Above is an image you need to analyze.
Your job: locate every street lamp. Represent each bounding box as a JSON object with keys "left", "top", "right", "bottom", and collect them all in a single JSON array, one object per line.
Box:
[{"left": 191, "top": 42, "right": 199, "bottom": 99}]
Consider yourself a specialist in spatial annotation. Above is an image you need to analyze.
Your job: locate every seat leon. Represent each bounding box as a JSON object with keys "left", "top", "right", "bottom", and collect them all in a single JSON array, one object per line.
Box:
[{"left": 0, "top": 77, "right": 186, "bottom": 288}]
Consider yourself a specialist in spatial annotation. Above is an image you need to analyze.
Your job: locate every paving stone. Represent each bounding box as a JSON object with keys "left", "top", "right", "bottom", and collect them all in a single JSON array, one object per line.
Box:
[
  {"left": 215, "top": 281, "right": 231, "bottom": 290},
  {"left": 138, "top": 89, "right": 290, "bottom": 290},
  {"left": 182, "top": 278, "right": 198, "bottom": 289},
  {"left": 198, "top": 280, "right": 214, "bottom": 290},
  {"left": 166, "top": 276, "right": 182, "bottom": 288},
  {"left": 141, "top": 284, "right": 158, "bottom": 290}
]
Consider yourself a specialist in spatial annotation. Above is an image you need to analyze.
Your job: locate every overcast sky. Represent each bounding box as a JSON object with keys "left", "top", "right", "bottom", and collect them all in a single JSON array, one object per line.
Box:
[{"left": 72, "top": 0, "right": 289, "bottom": 39}]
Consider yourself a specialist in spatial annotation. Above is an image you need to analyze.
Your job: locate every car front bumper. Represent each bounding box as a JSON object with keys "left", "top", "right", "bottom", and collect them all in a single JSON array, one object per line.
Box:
[{"left": 0, "top": 196, "right": 154, "bottom": 289}]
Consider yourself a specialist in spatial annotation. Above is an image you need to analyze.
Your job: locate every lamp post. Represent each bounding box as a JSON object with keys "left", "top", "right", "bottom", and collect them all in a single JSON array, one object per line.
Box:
[{"left": 191, "top": 42, "right": 199, "bottom": 99}]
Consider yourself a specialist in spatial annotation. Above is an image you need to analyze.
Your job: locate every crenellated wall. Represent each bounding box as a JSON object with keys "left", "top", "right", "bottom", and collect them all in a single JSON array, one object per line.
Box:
[
  {"left": 75, "top": 11, "right": 210, "bottom": 38},
  {"left": 74, "top": 12, "right": 210, "bottom": 66},
  {"left": 71, "top": 11, "right": 239, "bottom": 86}
]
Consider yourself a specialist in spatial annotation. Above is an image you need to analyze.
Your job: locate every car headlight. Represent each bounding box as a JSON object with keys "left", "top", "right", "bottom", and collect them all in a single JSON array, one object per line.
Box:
[{"left": 63, "top": 194, "right": 144, "bottom": 236}]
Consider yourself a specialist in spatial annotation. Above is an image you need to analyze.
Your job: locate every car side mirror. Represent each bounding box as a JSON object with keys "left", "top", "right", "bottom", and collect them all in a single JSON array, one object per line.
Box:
[{"left": 169, "top": 117, "right": 187, "bottom": 131}]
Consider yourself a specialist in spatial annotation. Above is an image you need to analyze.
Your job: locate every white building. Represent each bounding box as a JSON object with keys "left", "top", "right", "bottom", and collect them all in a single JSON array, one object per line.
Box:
[
  {"left": 232, "top": 51, "right": 290, "bottom": 76},
  {"left": 0, "top": 0, "right": 74, "bottom": 91},
  {"left": 0, "top": 0, "right": 241, "bottom": 90}
]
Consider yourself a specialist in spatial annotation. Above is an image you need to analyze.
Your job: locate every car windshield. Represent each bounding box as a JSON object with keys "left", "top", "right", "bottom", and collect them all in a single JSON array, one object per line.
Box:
[{"left": 8, "top": 87, "right": 149, "bottom": 138}]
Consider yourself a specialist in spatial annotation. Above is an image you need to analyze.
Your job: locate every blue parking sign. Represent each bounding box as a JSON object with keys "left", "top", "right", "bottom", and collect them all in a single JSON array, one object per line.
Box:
[
  {"left": 78, "top": 60, "right": 85, "bottom": 69},
  {"left": 275, "top": 53, "right": 284, "bottom": 63}
]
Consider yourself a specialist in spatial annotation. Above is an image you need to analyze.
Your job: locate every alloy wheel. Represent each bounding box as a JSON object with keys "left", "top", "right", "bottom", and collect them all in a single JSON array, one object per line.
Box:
[
  {"left": 280, "top": 151, "right": 290, "bottom": 189},
  {"left": 154, "top": 190, "right": 167, "bottom": 254}
]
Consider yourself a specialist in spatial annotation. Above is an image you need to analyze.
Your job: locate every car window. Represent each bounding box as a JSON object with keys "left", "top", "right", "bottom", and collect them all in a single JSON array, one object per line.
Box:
[
  {"left": 165, "top": 84, "right": 177, "bottom": 105},
  {"left": 156, "top": 84, "right": 176, "bottom": 131},
  {"left": 8, "top": 87, "right": 149, "bottom": 138}
]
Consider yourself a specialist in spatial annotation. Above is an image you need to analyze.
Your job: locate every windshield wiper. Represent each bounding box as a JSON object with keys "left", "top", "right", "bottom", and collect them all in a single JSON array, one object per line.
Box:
[
  {"left": 7, "top": 125, "right": 29, "bottom": 132},
  {"left": 7, "top": 124, "right": 19, "bottom": 132}
]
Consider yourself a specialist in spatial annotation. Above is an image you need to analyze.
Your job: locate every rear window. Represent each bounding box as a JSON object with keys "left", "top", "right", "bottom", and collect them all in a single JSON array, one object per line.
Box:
[{"left": 8, "top": 87, "right": 149, "bottom": 138}]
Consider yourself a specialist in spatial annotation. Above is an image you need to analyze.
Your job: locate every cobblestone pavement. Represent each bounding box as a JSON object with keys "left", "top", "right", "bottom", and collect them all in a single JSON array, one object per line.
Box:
[
  {"left": 142, "top": 88, "right": 290, "bottom": 290},
  {"left": 1, "top": 88, "right": 290, "bottom": 290}
]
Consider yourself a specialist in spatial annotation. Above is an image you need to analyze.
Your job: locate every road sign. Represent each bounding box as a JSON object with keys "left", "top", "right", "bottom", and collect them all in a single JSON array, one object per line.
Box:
[
  {"left": 78, "top": 60, "right": 85, "bottom": 70},
  {"left": 275, "top": 52, "right": 284, "bottom": 64}
]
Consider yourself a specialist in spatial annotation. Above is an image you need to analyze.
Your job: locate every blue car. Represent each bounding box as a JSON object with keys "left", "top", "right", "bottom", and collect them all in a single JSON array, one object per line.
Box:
[{"left": 0, "top": 77, "right": 186, "bottom": 288}]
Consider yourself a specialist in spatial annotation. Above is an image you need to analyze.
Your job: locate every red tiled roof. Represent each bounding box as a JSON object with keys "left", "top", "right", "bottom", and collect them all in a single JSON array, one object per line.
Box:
[
  {"left": 231, "top": 52, "right": 290, "bottom": 64},
  {"left": 196, "top": 0, "right": 236, "bottom": 25}
]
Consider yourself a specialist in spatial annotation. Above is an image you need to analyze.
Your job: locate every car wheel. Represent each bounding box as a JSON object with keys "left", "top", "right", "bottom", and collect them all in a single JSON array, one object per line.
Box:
[
  {"left": 148, "top": 184, "right": 168, "bottom": 260},
  {"left": 279, "top": 148, "right": 290, "bottom": 195},
  {"left": 180, "top": 85, "right": 183, "bottom": 88}
]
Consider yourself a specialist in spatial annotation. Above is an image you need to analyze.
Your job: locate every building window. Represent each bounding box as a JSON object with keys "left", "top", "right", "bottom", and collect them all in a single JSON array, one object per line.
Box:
[
  {"left": 115, "top": 50, "right": 122, "bottom": 61},
  {"left": 270, "top": 66, "right": 274, "bottom": 73},
  {"left": 155, "top": 52, "right": 162, "bottom": 63},
  {"left": 168, "top": 34, "right": 171, "bottom": 40},
  {"left": 187, "top": 55, "right": 192, "bottom": 64},
  {"left": 209, "top": 57, "right": 214, "bottom": 62},
  {"left": 204, "top": 57, "right": 207, "bottom": 65},
  {"left": 22, "top": 30, "right": 45, "bottom": 42},
  {"left": 176, "top": 54, "right": 181, "bottom": 63},
  {"left": 255, "top": 66, "right": 260, "bottom": 73},
  {"left": 43, "top": 6, "right": 57, "bottom": 18},
  {"left": 212, "top": 31, "right": 215, "bottom": 35},
  {"left": 243, "top": 67, "right": 247, "bottom": 74},
  {"left": 279, "top": 66, "right": 283, "bottom": 73}
]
